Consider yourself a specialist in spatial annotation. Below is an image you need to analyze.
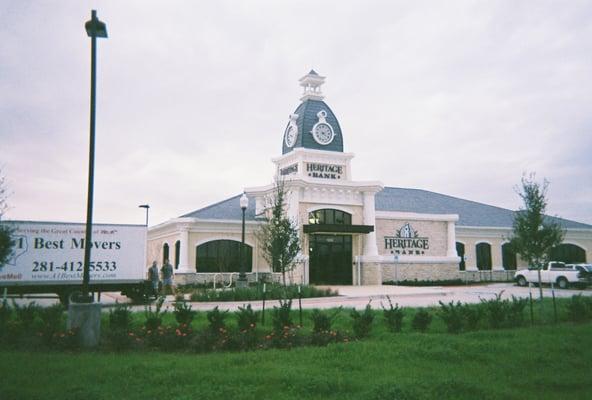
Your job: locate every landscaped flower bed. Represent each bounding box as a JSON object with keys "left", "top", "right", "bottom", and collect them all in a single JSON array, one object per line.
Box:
[
  {"left": 176, "top": 284, "right": 338, "bottom": 302},
  {"left": 1, "top": 293, "right": 591, "bottom": 354}
]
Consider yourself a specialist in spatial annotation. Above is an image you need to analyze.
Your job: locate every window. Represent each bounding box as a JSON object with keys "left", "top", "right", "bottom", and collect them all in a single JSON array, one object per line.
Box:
[
  {"left": 308, "top": 209, "right": 351, "bottom": 225},
  {"left": 174, "top": 240, "right": 180, "bottom": 270},
  {"left": 502, "top": 243, "right": 517, "bottom": 270},
  {"left": 195, "top": 240, "right": 253, "bottom": 273},
  {"left": 456, "top": 242, "right": 465, "bottom": 271},
  {"left": 550, "top": 244, "right": 586, "bottom": 264},
  {"left": 476, "top": 242, "right": 492, "bottom": 270},
  {"left": 162, "top": 243, "right": 169, "bottom": 265}
]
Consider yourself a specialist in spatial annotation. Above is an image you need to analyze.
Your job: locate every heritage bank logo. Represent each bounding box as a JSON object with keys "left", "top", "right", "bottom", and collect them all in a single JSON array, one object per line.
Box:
[
  {"left": 384, "top": 223, "right": 429, "bottom": 255},
  {"left": 306, "top": 163, "right": 344, "bottom": 180}
]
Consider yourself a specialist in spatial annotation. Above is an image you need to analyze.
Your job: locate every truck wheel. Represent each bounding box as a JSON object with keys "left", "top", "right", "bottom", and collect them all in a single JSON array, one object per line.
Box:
[
  {"left": 124, "top": 287, "right": 148, "bottom": 304},
  {"left": 557, "top": 277, "right": 569, "bottom": 289},
  {"left": 516, "top": 276, "right": 527, "bottom": 287}
]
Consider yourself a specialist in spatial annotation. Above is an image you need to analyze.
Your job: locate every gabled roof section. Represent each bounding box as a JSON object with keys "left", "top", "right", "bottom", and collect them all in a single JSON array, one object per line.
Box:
[
  {"left": 180, "top": 194, "right": 257, "bottom": 221},
  {"left": 375, "top": 187, "right": 592, "bottom": 229}
]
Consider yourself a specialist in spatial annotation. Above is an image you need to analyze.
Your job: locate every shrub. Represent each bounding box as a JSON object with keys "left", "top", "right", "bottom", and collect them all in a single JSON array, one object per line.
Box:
[
  {"left": 350, "top": 303, "right": 374, "bottom": 339},
  {"left": 52, "top": 327, "right": 80, "bottom": 351},
  {"left": 480, "top": 292, "right": 506, "bottom": 329},
  {"left": 0, "top": 299, "right": 12, "bottom": 330},
  {"left": 12, "top": 301, "right": 40, "bottom": 330},
  {"left": 382, "top": 296, "right": 404, "bottom": 333},
  {"left": 173, "top": 301, "right": 195, "bottom": 325},
  {"left": 566, "top": 295, "right": 592, "bottom": 323},
  {"left": 272, "top": 298, "right": 293, "bottom": 334},
  {"left": 231, "top": 305, "right": 259, "bottom": 351},
  {"left": 263, "top": 325, "right": 303, "bottom": 349},
  {"left": 38, "top": 304, "right": 65, "bottom": 344},
  {"left": 186, "top": 285, "right": 337, "bottom": 302},
  {"left": 207, "top": 306, "right": 228, "bottom": 333},
  {"left": 109, "top": 302, "right": 132, "bottom": 330},
  {"left": 460, "top": 304, "right": 482, "bottom": 331},
  {"left": 506, "top": 296, "right": 528, "bottom": 327},
  {"left": 192, "top": 324, "right": 229, "bottom": 353},
  {"left": 144, "top": 296, "right": 166, "bottom": 331},
  {"left": 438, "top": 301, "right": 464, "bottom": 334},
  {"left": 411, "top": 309, "right": 432, "bottom": 332},
  {"left": 107, "top": 329, "right": 136, "bottom": 352},
  {"left": 236, "top": 304, "right": 258, "bottom": 331},
  {"left": 383, "top": 279, "right": 465, "bottom": 287}
]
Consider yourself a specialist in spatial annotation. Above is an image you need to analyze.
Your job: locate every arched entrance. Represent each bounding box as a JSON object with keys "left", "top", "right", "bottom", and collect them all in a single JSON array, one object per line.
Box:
[
  {"left": 502, "top": 243, "right": 517, "bottom": 270},
  {"left": 476, "top": 242, "right": 492, "bottom": 270},
  {"left": 550, "top": 243, "right": 586, "bottom": 263}
]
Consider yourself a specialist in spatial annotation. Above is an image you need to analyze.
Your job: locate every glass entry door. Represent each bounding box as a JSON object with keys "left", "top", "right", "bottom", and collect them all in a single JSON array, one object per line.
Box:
[{"left": 309, "top": 234, "right": 352, "bottom": 285}]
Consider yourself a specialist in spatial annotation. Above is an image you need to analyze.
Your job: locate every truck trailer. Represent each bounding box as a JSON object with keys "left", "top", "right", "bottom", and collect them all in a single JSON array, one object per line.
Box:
[{"left": 0, "top": 220, "right": 151, "bottom": 304}]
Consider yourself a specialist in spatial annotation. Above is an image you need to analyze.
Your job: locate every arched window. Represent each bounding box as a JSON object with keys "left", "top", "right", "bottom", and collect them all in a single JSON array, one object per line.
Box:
[
  {"left": 162, "top": 243, "right": 169, "bottom": 265},
  {"left": 502, "top": 243, "right": 517, "bottom": 270},
  {"left": 308, "top": 209, "right": 352, "bottom": 225},
  {"left": 550, "top": 244, "right": 587, "bottom": 263},
  {"left": 196, "top": 240, "right": 253, "bottom": 273},
  {"left": 456, "top": 242, "right": 465, "bottom": 271},
  {"left": 476, "top": 242, "right": 492, "bottom": 270},
  {"left": 174, "top": 240, "right": 180, "bottom": 270}
]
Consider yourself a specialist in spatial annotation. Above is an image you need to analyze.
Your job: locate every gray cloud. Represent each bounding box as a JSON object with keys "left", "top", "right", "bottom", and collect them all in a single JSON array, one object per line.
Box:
[{"left": 1, "top": 0, "right": 591, "bottom": 225}]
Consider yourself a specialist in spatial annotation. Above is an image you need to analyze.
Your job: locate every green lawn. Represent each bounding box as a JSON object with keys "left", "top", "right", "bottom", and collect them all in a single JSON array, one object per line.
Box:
[{"left": 2, "top": 321, "right": 592, "bottom": 400}]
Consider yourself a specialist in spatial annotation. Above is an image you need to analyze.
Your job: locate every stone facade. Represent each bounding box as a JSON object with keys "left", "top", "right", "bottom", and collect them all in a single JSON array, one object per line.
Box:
[
  {"left": 376, "top": 218, "right": 448, "bottom": 257},
  {"left": 381, "top": 263, "right": 460, "bottom": 282},
  {"left": 361, "top": 263, "right": 382, "bottom": 285}
]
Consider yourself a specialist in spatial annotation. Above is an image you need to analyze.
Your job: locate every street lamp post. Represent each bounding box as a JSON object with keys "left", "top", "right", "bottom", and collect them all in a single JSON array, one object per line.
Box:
[
  {"left": 237, "top": 193, "right": 249, "bottom": 288},
  {"left": 139, "top": 204, "right": 150, "bottom": 226},
  {"left": 80, "top": 10, "right": 108, "bottom": 302}
]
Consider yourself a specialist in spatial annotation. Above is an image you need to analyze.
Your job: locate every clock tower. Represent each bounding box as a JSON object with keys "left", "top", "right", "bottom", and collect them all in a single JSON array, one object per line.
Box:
[{"left": 281, "top": 70, "right": 344, "bottom": 155}]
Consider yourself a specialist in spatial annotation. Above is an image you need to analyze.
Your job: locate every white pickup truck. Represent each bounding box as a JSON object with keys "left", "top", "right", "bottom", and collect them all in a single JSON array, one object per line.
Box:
[{"left": 514, "top": 262, "right": 592, "bottom": 289}]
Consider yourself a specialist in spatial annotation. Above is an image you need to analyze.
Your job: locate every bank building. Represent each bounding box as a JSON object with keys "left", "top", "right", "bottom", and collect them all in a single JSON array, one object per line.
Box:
[{"left": 147, "top": 71, "right": 592, "bottom": 286}]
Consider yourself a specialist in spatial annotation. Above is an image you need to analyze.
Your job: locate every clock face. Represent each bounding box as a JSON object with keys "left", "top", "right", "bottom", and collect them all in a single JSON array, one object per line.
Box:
[
  {"left": 284, "top": 125, "right": 297, "bottom": 147},
  {"left": 313, "top": 123, "right": 334, "bottom": 145}
]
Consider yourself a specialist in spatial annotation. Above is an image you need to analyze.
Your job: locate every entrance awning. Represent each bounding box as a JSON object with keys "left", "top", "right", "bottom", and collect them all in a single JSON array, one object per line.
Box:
[{"left": 303, "top": 224, "right": 374, "bottom": 234}]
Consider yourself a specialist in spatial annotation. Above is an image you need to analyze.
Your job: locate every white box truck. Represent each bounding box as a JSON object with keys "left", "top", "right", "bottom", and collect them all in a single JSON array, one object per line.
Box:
[{"left": 0, "top": 220, "right": 150, "bottom": 304}]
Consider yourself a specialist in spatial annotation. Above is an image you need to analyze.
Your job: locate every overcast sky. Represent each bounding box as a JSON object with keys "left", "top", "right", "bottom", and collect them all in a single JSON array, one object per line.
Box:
[{"left": 1, "top": 1, "right": 591, "bottom": 227}]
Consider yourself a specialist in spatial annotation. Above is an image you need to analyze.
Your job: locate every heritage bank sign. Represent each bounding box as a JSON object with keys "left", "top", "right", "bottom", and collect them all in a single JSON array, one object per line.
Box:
[
  {"left": 384, "top": 223, "right": 430, "bottom": 255},
  {"left": 280, "top": 162, "right": 345, "bottom": 180}
]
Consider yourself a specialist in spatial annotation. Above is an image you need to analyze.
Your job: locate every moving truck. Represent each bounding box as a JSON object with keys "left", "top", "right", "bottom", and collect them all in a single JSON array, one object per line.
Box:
[{"left": 0, "top": 220, "right": 151, "bottom": 304}]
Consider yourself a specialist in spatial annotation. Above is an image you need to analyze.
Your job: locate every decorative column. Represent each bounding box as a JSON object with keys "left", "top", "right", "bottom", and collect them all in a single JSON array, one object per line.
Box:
[
  {"left": 362, "top": 191, "right": 378, "bottom": 257},
  {"left": 288, "top": 186, "right": 301, "bottom": 227},
  {"left": 177, "top": 227, "right": 192, "bottom": 273},
  {"left": 446, "top": 221, "right": 458, "bottom": 257}
]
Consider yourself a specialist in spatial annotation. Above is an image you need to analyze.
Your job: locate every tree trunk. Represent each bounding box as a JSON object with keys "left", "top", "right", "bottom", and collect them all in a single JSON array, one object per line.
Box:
[{"left": 282, "top": 267, "right": 286, "bottom": 287}]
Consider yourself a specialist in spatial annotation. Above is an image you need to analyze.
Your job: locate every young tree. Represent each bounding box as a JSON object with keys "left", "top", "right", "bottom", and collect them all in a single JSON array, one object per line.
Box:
[
  {"left": 508, "top": 173, "right": 564, "bottom": 298},
  {"left": 0, "top": 171, "right": 14, "bottom": 267},
  {"left": 256, "top": 179, "right": 301, "bottom": 287}
]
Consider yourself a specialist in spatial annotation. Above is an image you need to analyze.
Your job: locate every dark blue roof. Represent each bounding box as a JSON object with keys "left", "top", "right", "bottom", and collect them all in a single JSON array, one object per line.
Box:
[
  {"left": 376, "top": 187, "right": 592, "bottom": 229},
  {"left": 182, "top": 187, "right": 592, "bottom": 229},
  {"left": 180, "top": 194, "right": 257, "bottom": 221},
  {"left": 282, "top": 99, "right": 343, "bottom": 154}
]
